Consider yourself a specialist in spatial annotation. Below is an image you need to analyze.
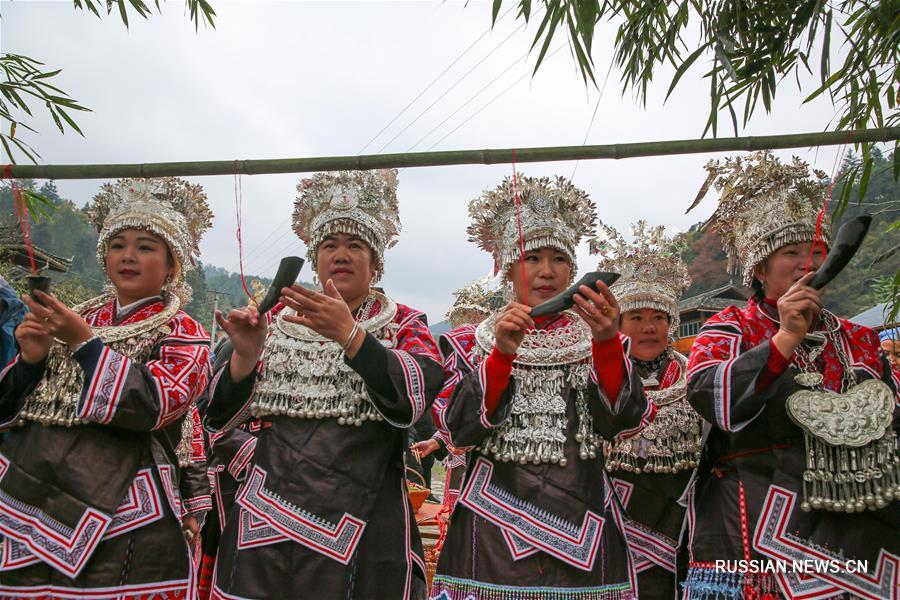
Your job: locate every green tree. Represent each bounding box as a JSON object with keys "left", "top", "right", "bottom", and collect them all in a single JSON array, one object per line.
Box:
[{"left": 496, "top": 0, "right": 898, "bottom": 320}]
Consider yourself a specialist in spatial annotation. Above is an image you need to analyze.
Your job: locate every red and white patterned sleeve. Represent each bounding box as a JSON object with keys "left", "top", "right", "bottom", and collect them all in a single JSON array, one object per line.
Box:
[
  {"left": 72, "top": 312, "right": 211, "bottom": 431},
  {"left": 685, "top": 305, "right": 775, "bottom": 432}
]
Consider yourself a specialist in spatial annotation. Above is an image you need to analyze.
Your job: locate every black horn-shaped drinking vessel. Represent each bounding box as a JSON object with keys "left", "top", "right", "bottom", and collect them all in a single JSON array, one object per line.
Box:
[
  {"left": 27, "top": 275, "right": 52, "bottom": 307},
  {"left": 808, "top": 216, "right": 871, "bottom": 290},
  {"left": 257, "top": 256, "right": 305, "bottom": 315},
  {"left": 530, "top": 271, "right": 621, "bottom": 318}
]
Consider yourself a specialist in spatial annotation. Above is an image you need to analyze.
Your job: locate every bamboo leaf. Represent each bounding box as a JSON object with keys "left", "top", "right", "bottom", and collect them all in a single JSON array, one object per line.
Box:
[
  {"left": 533, "top": 5, "right": 565, "bottom": 76},
  {"left": 858, "top": 143, "right": 872, "bottom": 202},
  {"left": 491, "top": 0, "right": 503, "bottom": 26},
  {"left": 665, "top": 43, "right": 707, "bottom": 101},
  {"left": 57, "top": 107, "right": 85, "bottom": 136},
  {"left": 117, "top": 0, "right": 129, "bottom": 28},
  {"left": 0, "top": 135, "right": 14, "bottom": 164},
  {"left": 32, "top": 69, "right": 63, "bottom": 80},
  {"left": 870, "top": 242, "right": 899, "bottom": 267},
  {"left": 820, "top": 8, "right": 831, "bottom": 84}
]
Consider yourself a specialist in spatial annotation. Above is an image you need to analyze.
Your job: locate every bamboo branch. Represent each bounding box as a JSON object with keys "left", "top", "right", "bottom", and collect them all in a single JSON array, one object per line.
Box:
[{"left": 2, "top": 127, "right": 897, "bottom": 180}]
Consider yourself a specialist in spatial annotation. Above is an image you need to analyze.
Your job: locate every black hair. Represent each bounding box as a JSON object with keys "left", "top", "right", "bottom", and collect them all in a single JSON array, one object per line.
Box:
[{"left": 751, "top": 277, "right": 765, "bottom": 300}]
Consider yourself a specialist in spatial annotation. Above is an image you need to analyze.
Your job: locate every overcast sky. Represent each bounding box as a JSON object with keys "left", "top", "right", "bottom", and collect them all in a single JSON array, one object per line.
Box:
[{"left": 2, "top": 0, "right": 865, "bottom": 322}]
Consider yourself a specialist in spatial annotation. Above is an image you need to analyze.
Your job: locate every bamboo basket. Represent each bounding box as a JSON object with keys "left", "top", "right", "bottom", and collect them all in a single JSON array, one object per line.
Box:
[{"left": 406, "top": 466, "right": 430, "bottom": 514}]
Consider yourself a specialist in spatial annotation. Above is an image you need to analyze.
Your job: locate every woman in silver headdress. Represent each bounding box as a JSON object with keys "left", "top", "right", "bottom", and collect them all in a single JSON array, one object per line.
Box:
[
  {"left": 682, "top": 152, "right": 900, "bottom": 599},
  {"left": 0, "top": 178, "right": 213, "bottom": 598},
  {"left": 205, "top": 170, "right": 444, "bottom": 599},
  {"left": 595, "top": 221, "right": 702, "bottom": 598},
  {"left": 430, "top": 174, "right": 655, "bottom": 600}
]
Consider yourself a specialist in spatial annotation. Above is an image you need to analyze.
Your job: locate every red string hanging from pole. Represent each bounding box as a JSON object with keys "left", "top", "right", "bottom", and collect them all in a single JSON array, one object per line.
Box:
[
  {"left": 5, "top": 165, "right": 37, "bottom": 275},
  {"left": 233, "top": 161, "right": 257, "bottom": 307},
  {"left": 510, "top": 150, "right": 529, "bottom": 306},
  {"left": 805, "top": 141, "right": 848, "bottom": 274}
]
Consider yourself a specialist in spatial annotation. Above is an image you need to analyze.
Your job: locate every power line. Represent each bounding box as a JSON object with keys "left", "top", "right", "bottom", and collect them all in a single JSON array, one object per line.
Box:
[
  {"left": 217, "top": 7, "right": 537, "bottom": 272},
  {"left": 375, "top": 18, "right": 532, "bottom": 155},
  {"left": 571, "top": 56, "right": 616, "bottom": 181},
  {"left": 405, "top": 51, "right": 529, "bottom": 153},
  {"left": 424, "top": 43, "right": 568, "bottom": 152},
  {"left": 357, "top": 3, "right": 517, "bottom": 155}
]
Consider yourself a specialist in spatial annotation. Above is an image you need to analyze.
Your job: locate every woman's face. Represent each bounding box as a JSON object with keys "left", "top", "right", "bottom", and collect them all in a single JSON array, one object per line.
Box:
[
  {"left": 508, "top": 247, "right": 571, "bottom": 308},
  {"left": 619, "top": 308, "right": 670, "bottom": 361},
  {"left": 881, "top": 339, "right": 899, "bottom": 370},
  {"left": 105, "top": 229, "right": 174, "bottom": 305},
  {"left": 315, "top": 233, "right": 376, "bottom": 303},
  {"left": 754, "top": 242, "right": 827, "bottom": 299}
]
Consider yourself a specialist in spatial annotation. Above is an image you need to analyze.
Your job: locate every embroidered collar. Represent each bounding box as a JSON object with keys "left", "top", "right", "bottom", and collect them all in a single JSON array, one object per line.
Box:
[{"left": 115, "top": 295, "right": 163, "bottom": 323}]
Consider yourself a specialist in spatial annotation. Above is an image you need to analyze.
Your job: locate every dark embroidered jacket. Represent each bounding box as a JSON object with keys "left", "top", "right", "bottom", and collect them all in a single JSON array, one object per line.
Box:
[
  {"left": 431, "top": 316, "right": 656, "bottom": 600},
  {"left": 683, "top": 297, "right": 900, "bottom": 600},
  {"left": 205, "top": 300, "right": 443, "bottom": 600},
  {"left": 0, "top": 297, "right": 210, "bottom": 598}
]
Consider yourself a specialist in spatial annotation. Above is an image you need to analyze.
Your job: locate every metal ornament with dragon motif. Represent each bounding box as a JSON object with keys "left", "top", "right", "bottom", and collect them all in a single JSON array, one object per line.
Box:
[
  {"left": 249, "top": 291, "right": 399, "bottom": 426},
  {"left": 786, "top": 311, "right": 900, "bottom": 513},
  {"left": 473, "top": 310, "right": 597, "bottom": 467},
  {"left": 16, "top": 293, "right": 196, "bottom": 467},
  {"left": 604, "top": 351, "right": 703, "bottom": 475}
]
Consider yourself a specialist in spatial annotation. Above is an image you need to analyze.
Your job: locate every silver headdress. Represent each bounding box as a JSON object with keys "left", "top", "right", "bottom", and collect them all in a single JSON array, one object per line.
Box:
[
  {"left": 689, "top": 151, "right": 829, "bottom": 285},
  {"left": 89, "top": 178, "right": 213, "bottom": 303},
  {"left": 591, "top": 221, "right": 690, "bottom": 335},
  {"left": 292, "top": 169, "right": 400, "bottom": 282},
  {"left": 467, "top": 173, "right": 596, "bottom": 281},
  {"left": 445, "top": 274, "right": 504, "bottom": 328}
]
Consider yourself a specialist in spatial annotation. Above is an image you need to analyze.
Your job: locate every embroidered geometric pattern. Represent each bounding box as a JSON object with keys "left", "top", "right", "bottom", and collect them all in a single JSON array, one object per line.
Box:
[
  {"left": 0, "top": 536, "right": 41, "bottom": 571},
  {"left": 389, "top": 349, "right": 427, "bottom": 427},
  {"left": 0, "top": 578, "right": 191, "bottom": 599},
  {"left": 236, "top": 465, "right": 366, "bottom": 565},
  {"left": 78, "top": 346, "right": 129, "bottom": 425},
  {"left": 236, "top": 508, "right": 289, "bottom": 550},
  {"left": 79, "top": 301, "right": 210, "bottom": 431},
  {"left": 622, "top": 520, "right": 676, "bottom": 572},
  {"left": 0, "top": 487, "right": 110, "bottom": 578},
  {"left": 182, "top": 495, "right": 213, "bottom": 516},
  {"left": 105, "top": 468, "right": 164, "bottom": 539},
  {"left": 459, "top": 458, "right": 604, "bottom": 571},
  {"left": 500, "top": 527, "right": 539, "bottom": 561},
  {"left": 753, "top": 486, "right": 900, "bottom": 599},
  {"left": 157, "top": 464, "right": 183, "bottom": 523},
  {"left": 228, "top": 437, "right": 257, "bottom": 480},
  {"left": 430, "top": 575, "right": 634, "bottom": 600}
]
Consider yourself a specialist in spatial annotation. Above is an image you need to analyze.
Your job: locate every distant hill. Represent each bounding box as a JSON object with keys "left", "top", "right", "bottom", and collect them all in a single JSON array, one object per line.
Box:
[{"left": 430, "top": 320, "right": 452, "bottom": 337}]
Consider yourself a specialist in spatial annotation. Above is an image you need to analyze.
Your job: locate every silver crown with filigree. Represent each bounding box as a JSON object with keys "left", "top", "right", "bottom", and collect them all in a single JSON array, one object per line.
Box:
[
  {"left": 293, "top": 170, "right": 400, "bottom": 282},
  {"left": 690, "top": 151, "right": 829, "bottom": 285},
  {"left": 468, "top": 173, "right": 596, "bottom": 281},
  {"left": 445, "top": 275, "right": 504, "bottom": 328},
  {"left": 591, "top": 221, "right": 690, "bottom": 335},
  {"left": 89, "top": 178, "right": 213, "bottom": 303}
]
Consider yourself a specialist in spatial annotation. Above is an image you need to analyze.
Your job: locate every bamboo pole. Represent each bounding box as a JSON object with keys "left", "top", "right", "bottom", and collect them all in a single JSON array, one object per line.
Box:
[{"left": 2, "top": 127, "right": 897, "bottom": 180}]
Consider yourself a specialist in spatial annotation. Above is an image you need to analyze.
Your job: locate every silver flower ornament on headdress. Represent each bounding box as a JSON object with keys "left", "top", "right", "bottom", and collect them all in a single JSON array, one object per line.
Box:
[
  {"left": 688, "top": 150, "right": 829, "bottom": 285},
  {"left": 292, "top": 169, "right": 400, "bottom": 282},
  {"left": 89, "top": 178, "right": 213, "bottom": 303},
  {"left": 591, "top": 220, "right": 690, "bottom": 335},
  {"left": 467, "top": 173, "right": 596, "bottom": 281}
]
